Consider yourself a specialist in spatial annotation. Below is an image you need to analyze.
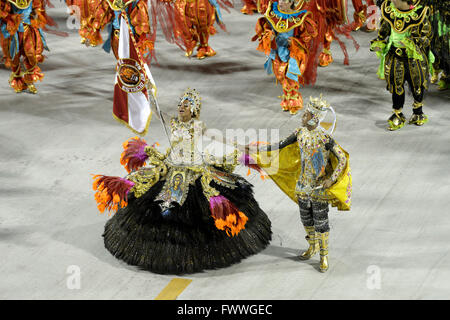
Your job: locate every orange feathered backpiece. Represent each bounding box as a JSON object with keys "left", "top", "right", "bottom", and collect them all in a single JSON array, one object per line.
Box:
[
  {"left": 299, "top": 0, "right": 358, "bottom": 85},
  {"left": 150, "top": 0, "right": 188, "bottom": 52},
  {"left": 38, "top": 0, "right": 69, "bottom": 37},
  {"left": 120, "top": 137, "right": 150, "bottom": 173}
]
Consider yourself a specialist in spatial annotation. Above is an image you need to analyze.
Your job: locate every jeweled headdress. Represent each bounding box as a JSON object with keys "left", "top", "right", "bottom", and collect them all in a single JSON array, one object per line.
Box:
[
  {"left": 178, "top": 88, "right": 201, "bottom": 119},
  {"left": 306, "top": 94, "right": 336, "bottom": 134}
]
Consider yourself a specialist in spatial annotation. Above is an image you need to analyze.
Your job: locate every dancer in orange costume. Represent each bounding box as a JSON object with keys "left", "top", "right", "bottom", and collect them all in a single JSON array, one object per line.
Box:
[
  {"left": 174, "top": 0, "right": 233, "bottom": 59},
  {"left": 66, "top": 0, "right": 188, "bottom": 63},
  {"left": 253, "top": 0, "right": 356, "bottom": 114},
  {"left": 0, "top": 0, "right": 53, "bottom": 93},
  {"left": 253, "top": 0, "right": 317, "bottom": 114},
  {"left": 85, "top": 0, "right": 153, "bottom": 60}
]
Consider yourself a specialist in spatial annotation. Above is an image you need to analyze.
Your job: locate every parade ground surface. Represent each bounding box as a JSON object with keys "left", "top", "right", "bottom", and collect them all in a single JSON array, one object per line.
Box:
[{"left": 1, "top": 4, "right": 449, "bottom": 300}]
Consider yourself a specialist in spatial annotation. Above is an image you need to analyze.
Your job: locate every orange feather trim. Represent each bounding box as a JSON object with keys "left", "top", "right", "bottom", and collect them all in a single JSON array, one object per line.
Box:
[
  {"left": 120, "top": 136, "right": 149, "bottom": 173},
  {"left": 214, "top": 211, "right": 249, "bottom": 237},
  {"left": 92, "top": 175, "right": 134, "bottom": 215}
]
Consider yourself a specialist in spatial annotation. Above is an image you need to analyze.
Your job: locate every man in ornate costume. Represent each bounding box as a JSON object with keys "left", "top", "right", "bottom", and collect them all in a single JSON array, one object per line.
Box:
[
  {"left": 0, "top": 0, "right": 51, "bottom": 93},
  {"left": 253, "top": 0, "right": 317, "bottom": 114},
  {"left": 370, "top": 0, "right": 433, "bottom": 131},
  {"left": 88, "top": 0, "right": 154, "bottom": 60},
  {"left": 245, "top": 95, "right": 351, "bottom": 273},
  {"left": 174, "top": 0, "right": 232, "bottom": 59},
  {"left": 92, "top": 89, "right": 272, "bottom": 274},
  {"left": 253, "top": 0, "right": 357, "bottom": 114}
]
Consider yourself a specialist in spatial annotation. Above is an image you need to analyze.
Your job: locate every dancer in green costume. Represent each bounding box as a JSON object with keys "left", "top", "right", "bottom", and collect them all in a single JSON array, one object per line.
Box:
[{"left": 371, "top": 0, "right": 433, "bottom": 131}]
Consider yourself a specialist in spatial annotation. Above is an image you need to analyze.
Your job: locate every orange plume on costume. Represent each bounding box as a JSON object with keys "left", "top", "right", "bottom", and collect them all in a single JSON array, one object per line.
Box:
[
  {"left": 209, "top": 195, "right": 248, "bottom": 237},
  {"left": 214, "top": 211, "right": 249, "bottom": 237},
  {"left": 92, "top": 175, "right": 135, "bottom": 215},
  {"left": 120, "top": 137, "right": 149, "bottom": 173}
]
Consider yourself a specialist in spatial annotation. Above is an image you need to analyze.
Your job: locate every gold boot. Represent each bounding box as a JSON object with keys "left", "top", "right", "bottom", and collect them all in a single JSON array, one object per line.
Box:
[
  {"left": 409, "top": 113, "right": 428, "bottom": 126},
  {"left": 409, "top": 101, "right": 428, "bottom": 126},
  {"left": 388, "top": 109, "right": 406, "bottom": 131},
  {"left": 318, "top": 232, "right": 329, "bottom": 273},
  {"left": 299, "top": 226, "right": 319, "bottom": 260}
]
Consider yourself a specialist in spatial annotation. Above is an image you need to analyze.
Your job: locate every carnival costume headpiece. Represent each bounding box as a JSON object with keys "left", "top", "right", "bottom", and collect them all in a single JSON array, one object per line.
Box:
[
  {"left": 179, "top": 88, "right": 202, "bottom": 119},
  {"left": 306, "top": 94, "right": 337, "bottom": 134}
]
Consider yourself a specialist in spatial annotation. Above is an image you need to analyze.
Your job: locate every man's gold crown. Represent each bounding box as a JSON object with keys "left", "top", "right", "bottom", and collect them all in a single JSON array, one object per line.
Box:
[{"left": 307, "top": 94, "right": 330, "bottom": 114}]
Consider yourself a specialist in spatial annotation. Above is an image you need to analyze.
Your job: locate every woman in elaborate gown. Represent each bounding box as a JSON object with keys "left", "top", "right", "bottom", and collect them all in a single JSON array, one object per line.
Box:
[{"left": 93, "top": 89, "right": 272, "bottom": 274}]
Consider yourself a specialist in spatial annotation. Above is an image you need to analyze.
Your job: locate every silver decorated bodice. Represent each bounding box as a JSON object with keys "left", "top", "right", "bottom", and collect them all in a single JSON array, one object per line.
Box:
[{"left": 167, "top": 118, "right": 206, "bottom": 166}]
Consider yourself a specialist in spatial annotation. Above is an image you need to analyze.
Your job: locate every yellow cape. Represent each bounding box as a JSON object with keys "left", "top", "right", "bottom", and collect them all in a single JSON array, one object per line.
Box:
[{"left": 252, "top": 142, "right": 352, "bottom": 211}]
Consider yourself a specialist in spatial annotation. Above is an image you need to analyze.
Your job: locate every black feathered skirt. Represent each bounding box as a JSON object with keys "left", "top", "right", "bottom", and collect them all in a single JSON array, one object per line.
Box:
[{"left": 102, "top": 176, "right": 272, "bottom": 274}]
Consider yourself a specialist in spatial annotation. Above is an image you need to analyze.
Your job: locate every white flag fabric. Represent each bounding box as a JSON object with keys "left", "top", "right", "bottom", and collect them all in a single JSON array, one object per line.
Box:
[{"left": 113, "top": 14, "right": 155, "bottom": 135}]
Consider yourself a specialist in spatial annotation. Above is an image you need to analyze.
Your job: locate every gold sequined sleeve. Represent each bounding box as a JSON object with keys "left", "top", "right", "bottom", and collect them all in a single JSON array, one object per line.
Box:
[{"left": 330, "top": 143, "right": 346, "bottom": 183}]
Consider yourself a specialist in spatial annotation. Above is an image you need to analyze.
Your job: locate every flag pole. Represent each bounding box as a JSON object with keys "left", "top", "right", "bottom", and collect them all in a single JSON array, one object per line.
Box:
[{"left": 146, "top": 80, "right": 172, "bottom": 148}]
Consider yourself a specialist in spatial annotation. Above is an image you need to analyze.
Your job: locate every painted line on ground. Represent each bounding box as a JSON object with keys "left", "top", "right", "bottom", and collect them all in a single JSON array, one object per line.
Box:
[{"left": 154, "top": 278, "right": 193, "bottom": 300}]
